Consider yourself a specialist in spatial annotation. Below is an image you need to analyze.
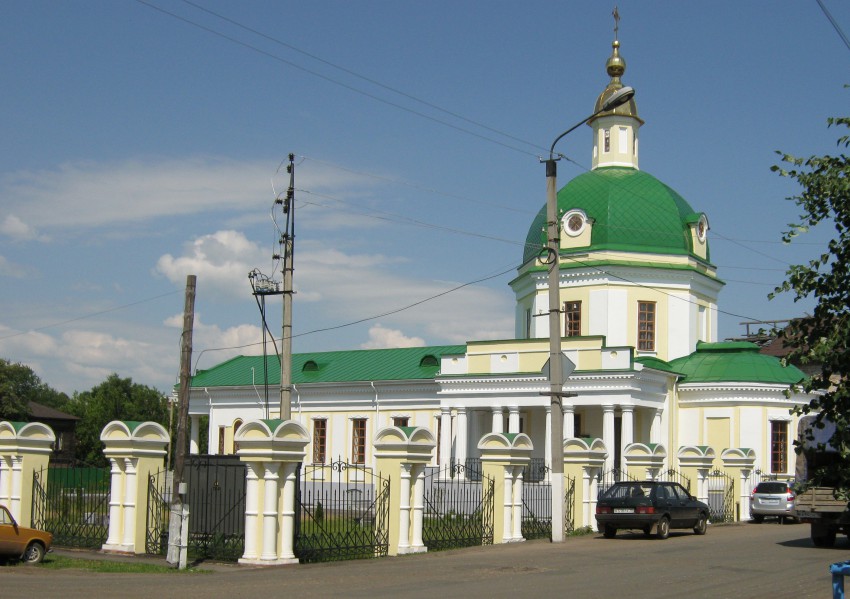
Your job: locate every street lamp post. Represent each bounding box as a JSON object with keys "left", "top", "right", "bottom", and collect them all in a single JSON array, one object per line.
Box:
[{"left": 544, "top": 86, "right": 635, "bottom": 543}]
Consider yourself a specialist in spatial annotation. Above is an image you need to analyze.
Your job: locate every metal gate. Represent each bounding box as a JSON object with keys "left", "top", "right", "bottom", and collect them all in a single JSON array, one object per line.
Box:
[
  {"left": 145, "top": 468, "right": 171, "bottom": 554},
  {"left": 294, "top": 460, "right": 390, "bottom": 563},
  {"left": 422, "top": 463, "right": 494, "bottom": 550},
  {"left": 597, "top": 468, "right": 637, "bottom": 498},
  {"left": 31, "top": 464, "right": 110, "bottom": 548},
  {"left": 184, "top": 455, "right": 247, "bottom": 561},
  {"left": 521, "top": 463, "right": 551, "bottom": 540},
  {"left": 655, "top": 468, "right": 692, "bottom": 493},
  {"left": 707, "top": 469, "right": 735, "bottom": 523}
]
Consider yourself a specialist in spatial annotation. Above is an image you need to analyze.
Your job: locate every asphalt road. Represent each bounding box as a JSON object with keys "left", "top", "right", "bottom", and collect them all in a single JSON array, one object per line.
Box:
[{"left": 2, "top": 522, "right": 844, "bottom": 599}]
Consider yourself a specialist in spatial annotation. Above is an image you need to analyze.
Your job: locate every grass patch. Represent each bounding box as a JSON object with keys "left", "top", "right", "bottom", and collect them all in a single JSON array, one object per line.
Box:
[
  {"left": 24, "top": 554, "right": 205, "bottom": 573},
  {"left": 567, "top": 526, "right": 595, "bottom": 537}
]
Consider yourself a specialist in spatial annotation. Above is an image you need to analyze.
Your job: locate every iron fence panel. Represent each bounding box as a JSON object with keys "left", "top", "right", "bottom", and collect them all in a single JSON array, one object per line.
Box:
[{"left": 422, "top": 463, "right": 494, "bottom": 550}]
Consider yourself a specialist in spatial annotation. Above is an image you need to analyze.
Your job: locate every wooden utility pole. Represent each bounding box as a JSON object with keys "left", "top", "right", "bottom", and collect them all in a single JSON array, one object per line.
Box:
[{"left": 167, "top": 274, "right": 195, "bottom": 568}]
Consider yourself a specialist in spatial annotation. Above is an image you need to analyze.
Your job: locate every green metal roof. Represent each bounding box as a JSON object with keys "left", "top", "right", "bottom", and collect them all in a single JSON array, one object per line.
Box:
[
  {"left": 667, "top": 341, "right": 805, "bottom": 385},
  {"left": 190, "top": 345, "right": 466, "bottom": 388},
  {"left": 523, "top": 167, "right": 708, "bottom": 265}
]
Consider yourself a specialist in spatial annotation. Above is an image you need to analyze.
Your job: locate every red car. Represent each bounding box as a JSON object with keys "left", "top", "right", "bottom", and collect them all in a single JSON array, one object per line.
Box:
[{"left": 0, "top": 504, "right": 52, "bottom": 564}]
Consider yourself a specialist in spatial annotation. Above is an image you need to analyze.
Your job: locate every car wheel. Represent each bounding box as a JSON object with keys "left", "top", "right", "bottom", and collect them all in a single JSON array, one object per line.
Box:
[
  {"left": 22, "top": 542, "right": 45, "bottom": 564},
  {"left": 603, "top": 525, "right": 617, "bottom": 539},
  {"left": 656, "top": 516, "right": 670, "bottom": 540},
  {"left": 752, "top": 514, "right": 764, "bottom": 523},
  {"left": 693, "top": 512, "right": 708, "bottom": 535}
]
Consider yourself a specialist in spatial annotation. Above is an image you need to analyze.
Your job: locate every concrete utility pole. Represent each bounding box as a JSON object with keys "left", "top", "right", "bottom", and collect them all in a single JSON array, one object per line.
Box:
[
  {"left": 543, "top": 86, "right": 635, "bottom": 543},
  {"left": 167, "top": 274, "right": 195, "bottom": 568},
  {"left": 279, "top": 153, "right": 295, "bottom": 421}
]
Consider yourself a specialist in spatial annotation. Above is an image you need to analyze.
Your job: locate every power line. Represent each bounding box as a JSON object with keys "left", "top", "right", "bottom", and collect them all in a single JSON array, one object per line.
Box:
[
  {"left": 816, "top": 0, "right": 850, "bottom": 55},
  {"left": 132, "top": 0, "right": 540, "bottom": 157},
  {"left": 0, "top": 290, "right": 182, "bottom": 341}
]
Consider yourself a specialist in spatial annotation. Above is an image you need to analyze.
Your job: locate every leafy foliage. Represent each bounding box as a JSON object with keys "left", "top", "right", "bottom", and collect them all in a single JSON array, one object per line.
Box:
[
  {"left": 0, "top": 358, "right": 70, "bottom": 420},
  {"left": 67, "top": 374, "right": 168, "bottom": 466},
  {"left": 770, "top": 116, "right": 850, "bottom": 493}
]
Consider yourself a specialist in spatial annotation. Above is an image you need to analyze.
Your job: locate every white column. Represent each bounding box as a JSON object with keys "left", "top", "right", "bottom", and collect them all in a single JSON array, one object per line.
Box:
[
  {"left": 512, "top": 465, "right": 524, "bottom": 542},
  {"left": 739, "top": 469, "right": 752, "bottom": 521},
  {"left": 439, "top": 407, "right": 452, "bottom": 467},
  {"left": 190, "top": 416, "right": 200, "bottom": 455},
  {"left": 621, "top": 406, "right": 634, "bottom": 455},
  {"left": 589, "top": 468, "right": 601, "bottom": 531},
  {"left": 120, "top": 458, "right": 138, "bottom": 549},
  {"left": 507, "top": 406, "right": 520, "bottom": 433},
  {"left": 411, "top": 464, "right": 426, "bottom": 552},
  {"left": 280, "top": 462, "right": 298, "bottom": 561},
  {"left": 9, "top": 456, "right": 22, "bottom": 520},
  {"left": 649, "top": 408, "right": 662, "bottom": 445},
  {"left": 241, "top": 462, "right": 261, "bottom": 561},
  {"left": 563, "top": 404, "right": 575, "bottom": 439},
  {"left": 398, "top": 463, "right": 412, "bottom": 553},
  {"left": 261, "top": 462, "right": 280, "bottom": 561},
  {"left": 491, "top": 407, "right": 504, "bottom": 434},
  {"left": 582, "top": 467, "right": 594, "bottom": 531},
  {"left": 602, "top": 405, "right": 615, "bottom": 471},
  {"left": 502, "top": 466, "right": 513, "bottom": 542},
  {"left": 0, "top": 456, "right": 9, "bottom": 506},
  {"left": 544, "top": 406, "right": 552, "bottom": 471},
  {"left": 105, "top": 458, "right": 125, "bottom": 547},
  {"left": 455, "top": 408, "right": 468, "bottom": 468}
]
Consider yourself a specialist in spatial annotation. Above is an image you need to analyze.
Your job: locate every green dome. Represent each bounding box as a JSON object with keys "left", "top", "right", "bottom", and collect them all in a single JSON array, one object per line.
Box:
[
  {"left": 665, "top": 342, "right": 806, "bottom": 385},
  {"left": 522, "top": 167, "right": 706, "bottom": 265}
]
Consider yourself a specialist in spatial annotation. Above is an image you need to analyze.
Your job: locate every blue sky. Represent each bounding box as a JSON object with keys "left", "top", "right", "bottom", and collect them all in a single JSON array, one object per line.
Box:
[{"left": 2, "top": 1, "right": 848, "bottom": 396}]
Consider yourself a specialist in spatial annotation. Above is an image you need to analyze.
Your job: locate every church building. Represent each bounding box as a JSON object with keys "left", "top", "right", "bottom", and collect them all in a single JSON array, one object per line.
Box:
[{"left": 187, "top": 36, "right": 811, "bottom": 483}]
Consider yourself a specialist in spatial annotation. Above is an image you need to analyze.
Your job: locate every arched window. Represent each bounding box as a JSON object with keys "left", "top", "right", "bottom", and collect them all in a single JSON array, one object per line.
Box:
[{"left": 232, "top": 419, "right": 243, "bottom": 454}]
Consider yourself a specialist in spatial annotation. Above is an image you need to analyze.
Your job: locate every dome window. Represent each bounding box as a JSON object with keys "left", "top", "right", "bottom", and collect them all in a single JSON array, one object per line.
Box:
[
  {"left": 302, "top": 360, "right": 319, "bottom": 372},
  {"left": 697, "top": 215, "right": 709, "bottom": 243},
  {"left": 563, "top": 210, "right": 588, "bottom": 237}
]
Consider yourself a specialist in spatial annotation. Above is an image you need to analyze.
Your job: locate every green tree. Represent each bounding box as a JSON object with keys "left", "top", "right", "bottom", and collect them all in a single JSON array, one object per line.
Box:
[
  {"left": 0, "top": 358, "right": 70, "bottom": 420},
  {"left": 68, "top": 374, "right": 168, "bottom": 466},
  {"left": 771, "top": 115, "right": 850, "bottom": 493}
]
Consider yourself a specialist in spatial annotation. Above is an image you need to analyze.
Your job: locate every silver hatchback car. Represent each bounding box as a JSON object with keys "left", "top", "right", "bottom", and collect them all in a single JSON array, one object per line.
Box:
[{"left": 750, "top": 481, "right": 796, "bottom": 522}]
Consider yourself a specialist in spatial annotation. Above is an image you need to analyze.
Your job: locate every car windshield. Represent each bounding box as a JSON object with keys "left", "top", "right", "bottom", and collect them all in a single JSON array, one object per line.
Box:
[
  {"left": 601, "top": 483, "right": 655, "bottom": 499},
  {"left": 755, "top": 482, "right": 788, "bottom": 494}
]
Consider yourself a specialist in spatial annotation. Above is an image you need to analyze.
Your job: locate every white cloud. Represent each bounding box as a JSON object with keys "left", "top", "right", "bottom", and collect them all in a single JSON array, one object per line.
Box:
[
  {"left": 0, "top": 157, "right": 388, "bottom": 234},
  {"left": 360, "top": 324, "right": 425, "bottom": 349},
  {"left": 155, "top": 230, "right": 267, "bottom": 301},
  {"left": 0, "top": 255, "right": 26, "bottom": 278},
  {"left": 164, "top": 313, "right": 267, "bottom": 373},
  {"left": 0, "top": 214, "right": 44, "bottom": 241}
]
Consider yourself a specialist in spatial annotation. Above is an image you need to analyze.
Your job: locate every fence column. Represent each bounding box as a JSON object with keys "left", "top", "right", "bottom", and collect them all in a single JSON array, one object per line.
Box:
[
  {"left": 374, "top": 425, "right": 436, "bottom": 556},
  {"left": 100, "top": 421, "right": 168, "bottom": 554},
  {"left": 677, "top": 446, "right": 717, "bottom": 504},
  {"left": 0, "top": 421, "right": 55, "bottom": 527},
  {"left": 563, "top": 437, "right": 608, "bottom": 532},
  {"left": 721, "top": 448, "right": 756, "bottom": 522},
  {"left": 478, "top": 432, "right": 532, "bottom": 544},
  {"left": 235, "top": 419, "right": 308, "bottom": 566},
  {"left": 623, "top": 443, "right": 667, "bottom": 480}
]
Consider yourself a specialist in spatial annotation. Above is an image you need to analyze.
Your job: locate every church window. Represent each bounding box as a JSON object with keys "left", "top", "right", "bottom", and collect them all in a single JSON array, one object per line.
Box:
[
  {"left": 393, "top": 416, "right": 409, "bottom": 428},
  {"left": 638, "top": 301, "right": 656, "bottom": 351},
  {"left": 564, "top": 301, "right": 581, "bottom": 337},
  {"left": 525, "top": 308, "right": 532, "bottom": 339},
  {"left": 604, "top": 129, "right": 611, "bottom": 152},
  {"left": 564, "top": 210, "right": 586, "bottom": 237},
  {"left": 352, "top": 418, "right": 367, "bottom": 464},
  {"left": 771, "top": 421, "right": 788, "bottom": 473},
  {"left": 313, "top": 419, "right": 327, "bottom": 464},
  {"left": 618, "top": 127, "right": 627, "bottom": 153}
]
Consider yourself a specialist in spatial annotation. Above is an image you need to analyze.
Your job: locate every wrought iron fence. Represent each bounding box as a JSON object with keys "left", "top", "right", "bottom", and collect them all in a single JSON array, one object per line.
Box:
[
  {"left": 521, "top": 464, "right": 551, "bottom": 540},
  {"left": 523, "top": 458, "right": 548, "bottom": 483},
  {"left": 294, "top": 460, "right": 390, "bottom": 563},
  {"left": 654, "top": 468, "right": 692, "bottom": 493},
  {"left": 597, "top": 467, "right": 638, "bottom": 498},
  {"left": 422, "top": 463, "right": 494, "bottom": 550},
  {"left": 564, "top": 474, "right": 576, "bottom": 534},
  {"left": 145, "top": 468, "right": 171, "bottom": 554},
  {"left": 464, "top": 457, "right": 482, "bottom": 482},
  {"left": 31, "top": 464, "right": 111, "bottom": 548},
  {"left": 707, "top": 469, "right": 735, "bottom": 523}
]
